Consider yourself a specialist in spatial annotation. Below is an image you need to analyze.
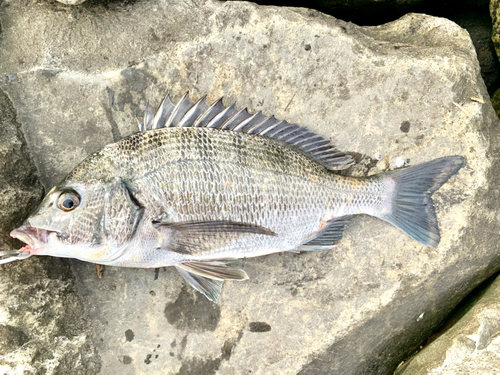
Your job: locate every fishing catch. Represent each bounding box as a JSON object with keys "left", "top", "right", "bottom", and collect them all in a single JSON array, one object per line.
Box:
[{"left": 4, "top": 93, "right": 464, "bottom": 301}]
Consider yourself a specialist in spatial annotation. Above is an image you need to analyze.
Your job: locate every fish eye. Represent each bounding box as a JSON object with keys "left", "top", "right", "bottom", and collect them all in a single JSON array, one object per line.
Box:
[{"left": 57, "top": 192, "right": 80, "bottom": 212}]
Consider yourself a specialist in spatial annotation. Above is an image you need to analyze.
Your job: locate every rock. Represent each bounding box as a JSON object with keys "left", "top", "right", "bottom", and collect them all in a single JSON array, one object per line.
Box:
[
  {"left": 0, "top": 90, "right": 100, "bottom": 372},
  {"left": 305, "top": 0, "right": 423, "bottom": 24},
  {"left": 55, "top": 0, "right": 86, "bottom": 5},
  {"left": 449, "top": 9, "right": 500, "bottom": 93},
  {"left": 241, "top": 0, "right": 489, "bottom": 26},
  {"left": 1, "top": 1, "right": 499, "bottom": 373},
  {"left": 0, "top": 89, "right": 42, "bottom": 252},
  {"left": 395, "top": 273, "right": 500, "bottom": 373},
  {"left": 490, "top": 0, "right": 500, "bottom": 61},
  {"left": 491, "top": 87, "right": 500, "bottom": 116}
]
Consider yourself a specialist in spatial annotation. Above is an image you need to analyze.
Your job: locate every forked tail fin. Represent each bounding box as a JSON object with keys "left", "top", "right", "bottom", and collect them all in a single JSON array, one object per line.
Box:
[{"left": 377, "top": 156, "right": 465, "bottom": 247}]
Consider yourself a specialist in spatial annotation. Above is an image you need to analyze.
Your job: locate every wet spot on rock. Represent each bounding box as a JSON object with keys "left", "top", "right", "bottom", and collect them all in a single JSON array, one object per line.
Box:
[
  {"left": 305, "top": 44, "right": 311, "bottom": 51},
  {"left": 125, "top": 329, "right": 134, "bottom": 342},
  {"left": 176, "top": 356, "right": 222, "bottom": 375},
  {"left": 123, "top": 355, "right": 132, "bottom": 365},
  {"left": 221, "top": 330, "right": 243, "bottom": 361},
  {"left": 101, "top": 102, "right": 122, "bottom": 142},
  {"left": 105, "top": 86, "right": 116, "bottom": 110},
  {"left": 400, "top": 121, "right": 410, "bottom": 133},
  {"left": 120, "top": 67, "right": 157, "bottom": 93},
  {"left": 179, "top": 335, "right": 188, "bottom": 357},
  {"left": 249, "top": 322, "right": 271, "bottom": 332},
  {"left": 144, "top": 354, "right": 152, "bottom": 364},
  {"left": 41, "top": 69, "right": 59, "bottom": 79},
  {"left": 164, "top": 287, "right": 221, "bottom": 332}
]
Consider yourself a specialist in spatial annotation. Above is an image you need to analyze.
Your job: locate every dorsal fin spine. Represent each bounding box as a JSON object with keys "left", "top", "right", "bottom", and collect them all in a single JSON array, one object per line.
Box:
[
  {"left": 246, "top": 116, "right": 278, "bottom": 134},
  {"left": 165, "top": 92, "right": 193, "bottom": 128},
  {"left": 233, "top": 112, "right": 261, "bottom": 132},
  {"left": 220, "top": 108, "right": 250, "bottom": 130},
  {"left": 152, "top": 93, "right": 175, "bottom": 129},
  {"left": 206, "top": 103, "right": 237, "bottom": 128},
  {"left": 178, "top": 96, "right": 209, "bottom": 127},
  {"left": 257, "top": 120, "right": 286, "bottom": 136},
  {"left": 193, "top": 97, "right": 224, "bottom": 127},
  {"left": 296, "top": 137, "right": 324, "bottom": 147},
  {"left": 144, "top": 101, "right": 154, "bottom": 130}
]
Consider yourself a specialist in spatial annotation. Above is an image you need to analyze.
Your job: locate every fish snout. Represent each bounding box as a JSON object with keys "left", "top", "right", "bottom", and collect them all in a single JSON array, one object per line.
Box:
[{"left": 9, "top": 226, "right": 59, "bottom": 259}]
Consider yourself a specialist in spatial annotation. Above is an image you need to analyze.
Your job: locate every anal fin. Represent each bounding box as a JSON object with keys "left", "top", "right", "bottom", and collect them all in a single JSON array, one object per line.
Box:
[{"left": 298, "top": 219, "right": 350, "bottom": 251}]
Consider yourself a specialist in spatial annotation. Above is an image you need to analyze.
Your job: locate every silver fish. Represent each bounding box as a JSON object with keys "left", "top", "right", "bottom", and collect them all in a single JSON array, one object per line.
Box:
[{"left": 6, "top": 92, "right": 464, "bottom": 301}]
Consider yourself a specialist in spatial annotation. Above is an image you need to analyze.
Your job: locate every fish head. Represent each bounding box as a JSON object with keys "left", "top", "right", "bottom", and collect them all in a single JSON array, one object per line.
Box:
[{"left": 9, "top": 179, "right": 130, "bottom": 264}]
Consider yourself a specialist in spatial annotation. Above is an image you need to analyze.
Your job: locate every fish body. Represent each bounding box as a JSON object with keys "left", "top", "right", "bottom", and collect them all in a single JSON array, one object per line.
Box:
[{"left": 8, "top": 93, "right": 464, "bottom": 301}]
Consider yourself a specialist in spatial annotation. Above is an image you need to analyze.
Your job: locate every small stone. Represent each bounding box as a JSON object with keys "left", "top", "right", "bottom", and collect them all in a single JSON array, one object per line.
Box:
[{"left": 390, "top": 156, "right": 405, "bottom": 169}]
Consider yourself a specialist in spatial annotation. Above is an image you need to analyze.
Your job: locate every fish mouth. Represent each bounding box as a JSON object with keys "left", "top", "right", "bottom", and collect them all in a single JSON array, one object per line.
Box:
[{"left": 4, "top": 226, "right": 59, "bottom": 264}]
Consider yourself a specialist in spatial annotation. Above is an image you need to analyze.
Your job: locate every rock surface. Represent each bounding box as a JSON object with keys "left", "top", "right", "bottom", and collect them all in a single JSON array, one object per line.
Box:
[
  {"left": 491, "top": 87, "right": 500, "bottom": 116},
  {"left": 449, "top": 9, "right": 500, "bottom": 93},
  {"left": 0, "top": 90, "right": 100, "bottom": 372},
  {"left": 490, "top": 0, "right": 500, "bottom": 61},
  {"left": 55, "top": 0, "right": 87, "bottom": 5},
  {"left": 395, "top": 273, "right": 500, "bottom": 374},
  {"left": 1, "top": 1, "right": 499, "bottom": 374}
]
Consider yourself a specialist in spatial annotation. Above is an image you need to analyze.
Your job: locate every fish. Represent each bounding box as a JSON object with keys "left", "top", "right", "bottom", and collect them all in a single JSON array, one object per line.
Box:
[{"left": 4, "top": 92, "right": 464, "bottom": 301}]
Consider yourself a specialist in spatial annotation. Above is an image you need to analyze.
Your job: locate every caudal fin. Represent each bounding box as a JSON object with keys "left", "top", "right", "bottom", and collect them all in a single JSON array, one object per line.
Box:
[{"left": 378, "top": 156, "right": 465, "bottom": 247}]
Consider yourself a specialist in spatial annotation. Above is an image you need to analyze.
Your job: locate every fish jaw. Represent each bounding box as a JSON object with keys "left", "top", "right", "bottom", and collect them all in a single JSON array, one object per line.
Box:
[{"left": 10, "top": 226, "right": 60, "bottom": 257}]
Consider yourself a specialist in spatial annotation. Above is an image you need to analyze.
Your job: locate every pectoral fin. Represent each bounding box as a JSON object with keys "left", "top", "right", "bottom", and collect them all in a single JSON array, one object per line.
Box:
[
  {"left": 175, "top": 260, "right": 249, "bottom": 302},
  {"left": 155, "top": 220, "right": 276, "bottom": 255}
]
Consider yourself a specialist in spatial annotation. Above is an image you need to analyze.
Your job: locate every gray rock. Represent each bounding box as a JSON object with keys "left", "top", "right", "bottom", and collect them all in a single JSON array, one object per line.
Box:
[
  {"left": 0, "top": 1, "right": 499, "bottom": 373},
  {"left": 395, "top": 273, "right": 500, "bottom": 374},
  {"left": 449, "top": 10, "right": 500, "bottom": 93},
  {"left": 56, "top": 0, "right": 87, "bottom": 5},
  {"left": 491, "top": 86, "right": 500, "bottom": 116},
  {"left": 0, "top": 90, "right": 100, "bottom": 372},
  {"left": 491, "top": 0, "right": 500, "bottom": 82},
  {"left": 0, "top": 89, "right": 42, "bottom": 252}
]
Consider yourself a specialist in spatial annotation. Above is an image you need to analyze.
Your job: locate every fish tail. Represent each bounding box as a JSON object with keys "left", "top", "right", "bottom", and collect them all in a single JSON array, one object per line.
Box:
[{"left": 376, "top": 156, "right": 465, "bottom": 247}]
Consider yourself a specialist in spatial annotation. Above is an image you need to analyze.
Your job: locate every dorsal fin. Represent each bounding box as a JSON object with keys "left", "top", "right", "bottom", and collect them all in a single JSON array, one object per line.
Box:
[{"left": 139, "top": 92, "right": 354, "bottom": 170}]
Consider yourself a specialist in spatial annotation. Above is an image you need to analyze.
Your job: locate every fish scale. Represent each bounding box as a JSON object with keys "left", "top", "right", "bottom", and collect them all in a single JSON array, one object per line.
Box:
[{"left": 7, "top": 92, "right": 464, "bottom": 302}]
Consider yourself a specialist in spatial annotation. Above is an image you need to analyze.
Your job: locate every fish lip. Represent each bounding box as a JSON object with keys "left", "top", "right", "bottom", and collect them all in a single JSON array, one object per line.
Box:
[{"left": 10, "top": 226, "right": 60, "bottom": 254}]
